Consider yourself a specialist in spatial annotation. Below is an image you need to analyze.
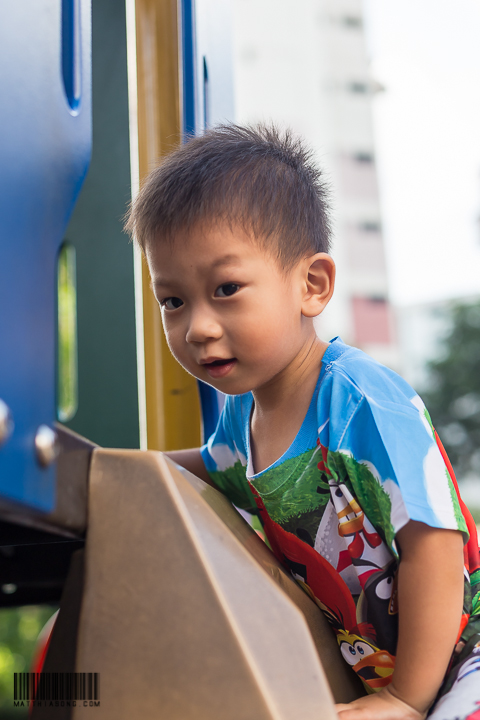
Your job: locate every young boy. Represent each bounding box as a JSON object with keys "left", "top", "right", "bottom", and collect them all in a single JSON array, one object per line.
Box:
[{"left": 126, "top": 125, "right": 480, "bottom": 720}]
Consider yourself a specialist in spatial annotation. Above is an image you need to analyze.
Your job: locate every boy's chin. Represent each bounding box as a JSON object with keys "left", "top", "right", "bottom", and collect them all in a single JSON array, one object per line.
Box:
[
  {"left": 197, "top": 372, "right": 254, "bottom": 397},
  {"left": 200, "top": 377, "right": 247, "bottom": 395}
]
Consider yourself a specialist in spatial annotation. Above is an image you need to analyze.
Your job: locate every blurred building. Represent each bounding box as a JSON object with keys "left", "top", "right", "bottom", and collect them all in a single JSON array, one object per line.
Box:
[
  {"left": 395, "top": 301, "right": 452, "bottom": 392},
  {"left": 233, "top": 0, "right": 399, "bottom": 369}
]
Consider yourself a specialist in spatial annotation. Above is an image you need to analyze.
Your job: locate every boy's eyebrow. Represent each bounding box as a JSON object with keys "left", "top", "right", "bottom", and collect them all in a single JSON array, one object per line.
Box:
[
  {"left": 210, "top": 253, "right": 242, "bottom": 269},
  {"left": 153, "top": 253, "right": 242, "bottom": 287}
]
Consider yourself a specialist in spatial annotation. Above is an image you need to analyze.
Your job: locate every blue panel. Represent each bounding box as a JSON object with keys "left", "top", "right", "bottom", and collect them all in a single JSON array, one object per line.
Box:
[
  {"left": 0, "top": 0, "right": 92, "bottom": 511},
  {"left": 62, "top": 0, "right": 82, "bottom": 112},
  {"left": 198, "top": 381, "right": 224, "bottom": 443},
  {"left": 182, "top": 0, "right": 197, "bottom": 136}
]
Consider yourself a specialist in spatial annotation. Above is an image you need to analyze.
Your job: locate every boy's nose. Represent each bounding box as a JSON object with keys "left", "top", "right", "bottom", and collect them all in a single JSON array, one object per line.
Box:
[{"left": 185, "top": 309, "right": 223, "bottom": 344}]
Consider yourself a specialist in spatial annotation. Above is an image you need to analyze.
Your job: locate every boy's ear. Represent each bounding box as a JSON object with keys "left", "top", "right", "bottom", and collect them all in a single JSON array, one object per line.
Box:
[{"left": 301, "top": 253, "right": 335, "bottom": 318}]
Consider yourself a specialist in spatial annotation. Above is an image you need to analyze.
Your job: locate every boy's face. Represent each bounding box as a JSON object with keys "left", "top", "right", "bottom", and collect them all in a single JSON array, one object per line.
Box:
[{"left": 146, "top": 223, "right": 317, "bottom": 396}]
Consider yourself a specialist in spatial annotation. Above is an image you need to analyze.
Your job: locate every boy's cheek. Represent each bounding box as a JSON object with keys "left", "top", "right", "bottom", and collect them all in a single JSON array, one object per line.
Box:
[
  {"left": 166, "top": 333, "right": 200, "bottom": 377},
  {"left": 162, "top": 326, "right": 184, "bottom": 360}
]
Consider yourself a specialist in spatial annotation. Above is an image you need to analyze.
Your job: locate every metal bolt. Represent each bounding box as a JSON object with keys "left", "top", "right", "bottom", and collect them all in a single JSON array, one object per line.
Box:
[
  {"left": 0, "top": 399, "right": 13, "bottom": 446},
  {"left": 35, "top": 425, "right": 59, "bottom": 467}
]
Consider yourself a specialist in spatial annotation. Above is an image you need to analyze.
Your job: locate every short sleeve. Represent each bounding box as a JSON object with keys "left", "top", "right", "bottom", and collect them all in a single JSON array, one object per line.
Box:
[
  {"left": 318, "top": 358, "right": 468, "bottom": 551},
  {"left": 200, "top": 395, "right": 257, "bottom": 510}
]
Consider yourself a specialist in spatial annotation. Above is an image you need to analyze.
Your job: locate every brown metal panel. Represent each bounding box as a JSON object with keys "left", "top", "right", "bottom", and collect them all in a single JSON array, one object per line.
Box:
[
  {"left": 134, "top": 0, "right": 202, "bottom": 450},
  {"left": 72, "top": 449, "right": 362, "bottom": 719},
  {"left": 171, "top": 458, "right": 365, "bottom": 704}
]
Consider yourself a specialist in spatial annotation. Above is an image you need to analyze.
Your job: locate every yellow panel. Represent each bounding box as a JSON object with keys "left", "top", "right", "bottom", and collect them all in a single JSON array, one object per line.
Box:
[{"left": 134, "top": 0, "right": 202, "bottom": 450}]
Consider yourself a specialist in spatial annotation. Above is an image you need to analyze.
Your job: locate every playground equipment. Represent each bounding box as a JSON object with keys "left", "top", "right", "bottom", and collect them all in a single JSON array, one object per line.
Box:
[{"left": 0, "top": 1, "right": 364, "bottom": 717}]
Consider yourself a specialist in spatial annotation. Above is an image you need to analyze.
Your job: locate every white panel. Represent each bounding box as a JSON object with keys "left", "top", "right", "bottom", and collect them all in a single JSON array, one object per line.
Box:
[{"left": 195, "top": 0, "right": 235, "bottom": 129}]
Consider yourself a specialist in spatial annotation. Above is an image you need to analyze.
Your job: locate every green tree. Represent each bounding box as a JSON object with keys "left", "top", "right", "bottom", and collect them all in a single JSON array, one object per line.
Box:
[
  {"left": 421, "top": 301, "right": 480, "bottom": 480},
  {"left": 0, "top": 605, "right": 56, "bottom": 717}
]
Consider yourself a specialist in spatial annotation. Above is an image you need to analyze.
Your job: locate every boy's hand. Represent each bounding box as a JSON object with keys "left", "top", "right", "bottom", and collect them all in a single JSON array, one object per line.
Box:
[{"left": 335, "top": 688, "right": 426, "bottom": 720}]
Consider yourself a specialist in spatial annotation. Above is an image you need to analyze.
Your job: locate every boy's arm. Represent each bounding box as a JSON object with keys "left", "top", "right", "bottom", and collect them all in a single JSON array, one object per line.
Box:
[
  {"left": 388, "top": 521, "right": 464, "bottom": 712},
  {"left": 336, "top": 520, "right": 464, "bottom": 720},
  {"left": 164, "top": 448, "right": 218, "bottom": 489}
]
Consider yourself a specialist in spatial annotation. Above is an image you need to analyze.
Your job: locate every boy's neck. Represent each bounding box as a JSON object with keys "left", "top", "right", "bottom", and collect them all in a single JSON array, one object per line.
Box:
[
  {"left": 250, "top": 334, "right": 329, "bottom": 474},
  {"left": 252, "top": 333, "right": 329, "bottom": 411}
]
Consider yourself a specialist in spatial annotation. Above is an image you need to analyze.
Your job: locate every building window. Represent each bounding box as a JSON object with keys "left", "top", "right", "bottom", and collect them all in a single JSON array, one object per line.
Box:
[
  {"left": 352, "top": 297, "right": 392, "bottom": 345},
  {"left": 353, "top": 152, "right": 374, "bottom": 164},
  {"left": 341, "top": 16, "right": 362, "bottom": 28},
  {"left": 359, "top": 221, "right": 382, "bottom": 233},
  {"left": 347, "top": 81, "right": 369, "bottom": 94}
]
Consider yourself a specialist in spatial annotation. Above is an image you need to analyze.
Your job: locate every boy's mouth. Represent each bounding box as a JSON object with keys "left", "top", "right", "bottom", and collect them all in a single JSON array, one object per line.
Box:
[{"left": 201, "top": 357, "right": 237, "bottom": 379}]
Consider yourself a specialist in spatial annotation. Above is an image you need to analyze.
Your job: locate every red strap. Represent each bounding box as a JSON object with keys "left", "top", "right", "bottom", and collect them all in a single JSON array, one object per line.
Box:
[{"left": 435, "top": 430, "right": 480, "bottom": 574}]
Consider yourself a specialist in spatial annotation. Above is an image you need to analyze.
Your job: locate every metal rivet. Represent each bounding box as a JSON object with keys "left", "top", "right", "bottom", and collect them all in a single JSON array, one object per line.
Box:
[
  {"left": 35, "top": 425, "right": 59, "bottom": 467},
  {"left": 0, "top": 399, "right": 13, "bottom": 446},
  {"left": 2, "top": 583, "right": 17, "bottom": 595}
]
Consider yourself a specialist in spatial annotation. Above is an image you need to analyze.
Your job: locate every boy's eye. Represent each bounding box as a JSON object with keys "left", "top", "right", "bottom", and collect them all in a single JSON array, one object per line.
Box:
[
  {"left": 215, "top": 283, "right": 239, "bottom": 298},
  {"left": 161, "top": 297, "right": 184, "bottom": 310}
]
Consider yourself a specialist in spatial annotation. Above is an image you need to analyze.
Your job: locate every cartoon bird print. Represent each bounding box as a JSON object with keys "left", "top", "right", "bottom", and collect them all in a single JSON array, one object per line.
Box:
[
  {"left": 317, "top": 442, "right": 381, "bottom": 554},
  {"left": 316, "top": 441, "right": 393, "bottom": 584},
  {"left": 311, "top": 580, "right": 396, "bottom": 694},
  {"left": 335, "top": 627, "right": 396, "bottom": 691},
  {"left": 357, "top": 561, "right": 399, "bottom": 656},
  {"left": 330, "top": 481, "right": 381, "bottom": 557},
  {"left": 317, "top": 598, "right": 396, "bottom": 692}
]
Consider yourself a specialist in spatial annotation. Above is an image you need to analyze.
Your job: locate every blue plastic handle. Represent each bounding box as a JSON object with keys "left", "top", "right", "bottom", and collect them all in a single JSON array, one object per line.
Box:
[{"left": 62, "top": 0, "right": 82, "bottom": 112}]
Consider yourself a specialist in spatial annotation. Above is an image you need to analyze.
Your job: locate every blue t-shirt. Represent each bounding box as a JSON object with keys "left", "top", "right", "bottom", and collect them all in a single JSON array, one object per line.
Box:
[{"left": 201, "top": 338, "right": 479, "bottom": 694}]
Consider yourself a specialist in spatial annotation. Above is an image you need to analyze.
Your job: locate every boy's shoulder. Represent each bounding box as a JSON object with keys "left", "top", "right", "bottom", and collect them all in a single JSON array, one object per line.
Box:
[
  {"left": 321, "top": 337, "right": 416, "bottom": 407},
  {"left": 320, "top": 339, "right": 436, "bottom": 472}
]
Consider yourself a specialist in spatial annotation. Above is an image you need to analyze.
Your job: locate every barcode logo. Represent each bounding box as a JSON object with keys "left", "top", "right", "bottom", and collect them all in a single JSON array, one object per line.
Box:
[{"left": 14, "top": 673, "right": 100, "bottom": 702}]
